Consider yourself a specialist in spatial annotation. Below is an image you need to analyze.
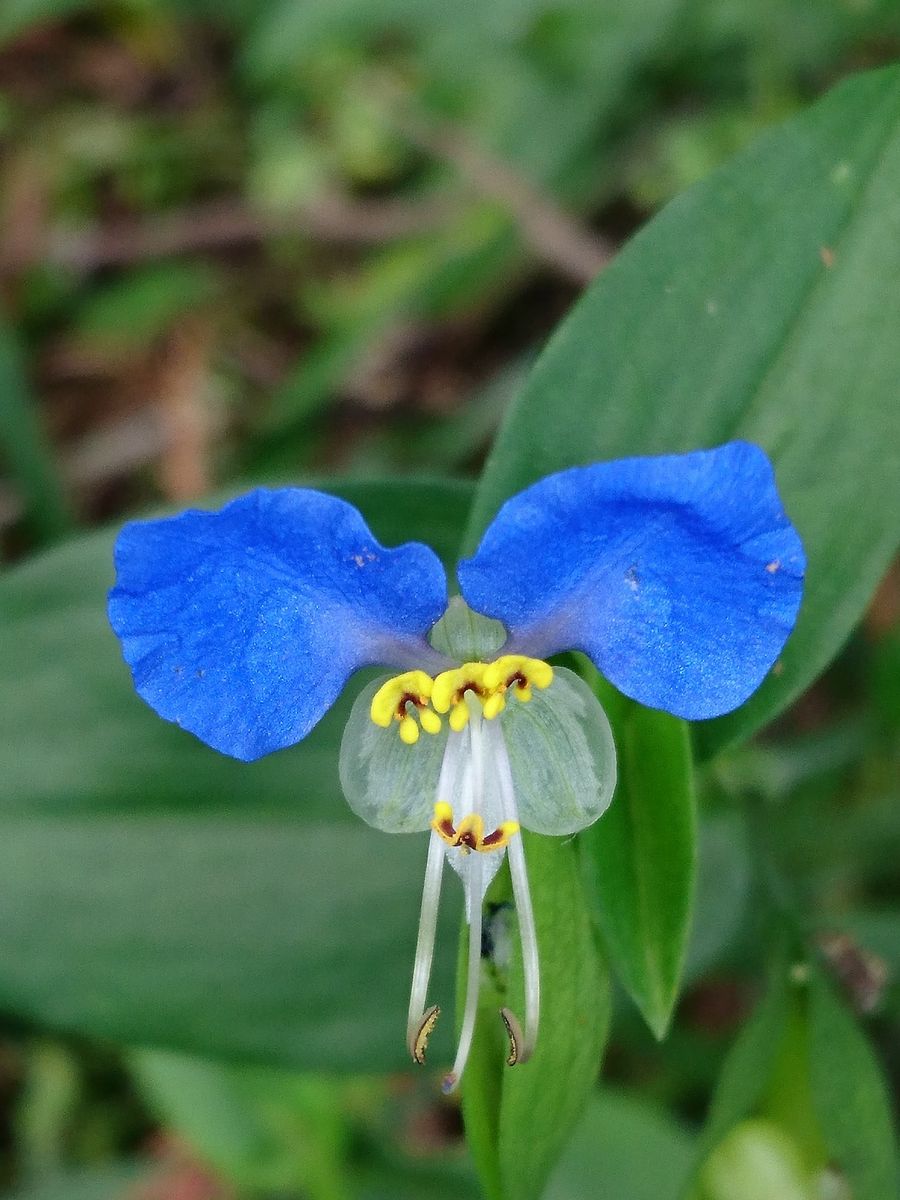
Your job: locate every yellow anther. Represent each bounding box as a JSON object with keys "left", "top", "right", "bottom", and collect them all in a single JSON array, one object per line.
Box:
[
  {"left": 419, "top": 707, "right": 442, "bottom": 735},
  {"left": 449, "top": 703, "right": 471, "bottom": 732},
  {"left": 492, "top": 821, "right": 521, "bottom": 849},
  {"left": 399, "top": 715, "right": 419, "bottom": 744},
  {"left": 431, "top": 802, "right": 519, "bottom": 854},
  {"left": 433, "top": 800, "right": 454, "bottom": 825},
  {"left": 432, "top": 663, "right": 488, "bottom": 712},
  {"left": 370, "top": 670, "right": 442, "bottom": 742},
  {"left": 455, "top": 812, "right": 486, "bottom": 847},
  {"left": 481, "top": 655, "right": 553, "bottom": 706},
  {"left": 433, "top": 662, "right": 490, "bottom": 733},
  {"left": 370, "top": 656, "right": 552, "bottom": 744}
]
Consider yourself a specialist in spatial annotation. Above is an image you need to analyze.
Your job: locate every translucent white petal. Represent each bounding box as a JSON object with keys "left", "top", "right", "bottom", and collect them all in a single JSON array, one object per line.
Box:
[
  {"left": 499, "top": 665, "right": 616, "bottom": 835},
  {"left": 339, "top": 675, "right": 449, "bottom": 832}
]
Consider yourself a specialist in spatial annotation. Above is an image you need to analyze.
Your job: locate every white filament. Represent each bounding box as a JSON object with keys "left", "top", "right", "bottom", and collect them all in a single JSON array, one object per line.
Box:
[
  {"left": 442, "top": 852, "right": 483, "bottom": 1094},
  {"left": 406, "top": 830, "right": 445, "bottom": 1056},
  {"left": 443, "top": 704, "right": 486, "bottom": 1092},
  {"left": 406, "top": 729, "right": 464, "bottom": 1056},
  {"left": 489, "top": 717, "right": 540, "bottom": 1062}
]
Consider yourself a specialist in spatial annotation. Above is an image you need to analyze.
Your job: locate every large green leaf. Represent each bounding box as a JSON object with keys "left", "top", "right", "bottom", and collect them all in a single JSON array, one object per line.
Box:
[
  {"left": 808, "top": 969, "right": 899, "bottom": 1200},
  {"left": 464, "top": 65, "right": 900, "bottom": 755},
  {"left": 462, "top": 836, "right": 610, "bottom": 1200},
  {"left": 545, "top": 1088, "right": 694, "bottom": 1200},
  {"left": 0, "top": 812, "right": 456, "bottom": 1071},
  {"left": 0, "top": 477, "right": 472, "bottom": 816},
  {"left": 581, "top": 679, "right": 695, "bottom": 1037}
]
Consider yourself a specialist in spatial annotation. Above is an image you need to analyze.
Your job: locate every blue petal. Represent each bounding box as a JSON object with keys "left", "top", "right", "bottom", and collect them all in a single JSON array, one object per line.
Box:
[
  {"left": 109, "top": 488, "right": 448, "bottom": 760},
  {"left": 458, "top": 442, "right": 805, "bottom": 720}
]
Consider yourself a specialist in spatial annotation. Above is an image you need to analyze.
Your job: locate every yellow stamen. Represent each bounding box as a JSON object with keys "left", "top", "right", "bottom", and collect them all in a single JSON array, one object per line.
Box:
[
  {"left": 449, "top": 703, "right": 471, "bottom": 732},
  {"left": 419, "top": 707, "right": 442, "bottom": 735},
  {"left": 455, "top": 812, "right": 486, "bottom": 851},
  {"left": 481, "top": 655, "right": 553, "bottom": 713},
  {"left": 370, "top": 670, "right": 442, "bottom": 741},
  {"left": 399, "top": 715, "right": 419, "bottom": 744},
  {"left": 432, "top": 800, "right": 455, "bottom": 840},
  {"left": 432, "top": 662, "right": 490, "bottom": 734},
  {"left": 369, "top": 656, "right": 553, "bottom": 743},
  {"left": 431, "top": 802, "right": 519, "bottom": 853}
]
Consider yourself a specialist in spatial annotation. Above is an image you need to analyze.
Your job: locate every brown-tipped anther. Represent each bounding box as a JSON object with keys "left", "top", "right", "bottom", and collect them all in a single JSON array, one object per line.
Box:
[
  {"left": 500, "top": 1006, "right": 528, "bottom": 1066},
  {"left": 432, "top": 802, "right": 518, "bottom": 854},
  {"left": 410, "top": 1004, "right": 440, "bottom": 1064}
]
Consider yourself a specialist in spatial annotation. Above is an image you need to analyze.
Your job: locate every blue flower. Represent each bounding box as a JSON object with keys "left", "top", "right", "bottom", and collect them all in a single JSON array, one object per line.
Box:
[{"left": 109, "top": 441, "right": 804, "bottom": 1090}]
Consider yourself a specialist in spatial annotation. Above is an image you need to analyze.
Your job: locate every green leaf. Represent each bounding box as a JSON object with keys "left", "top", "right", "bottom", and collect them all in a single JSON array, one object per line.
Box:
[
  {"left": 581, "top": 678, "right": 695, "bottom": 1038},
  {"left": 462, "top": 835, "right": 610, "bottom": 1200},
  {"left": 3, "top": 1167, "right": 140, "bottom": 1200},
  {"left": 690, "top": 959, "right": 791, "bottom": 1178},
  {"left": 684, "top": 812, "right": 752, "bottom": 983},
  {"left": 0, "top": 813, "right": 456, "bottom": 1071},
  {"left": 0, "top": 320, "right": 72, "bottom": 544},
  {"left": 545, "top": 1088, "right": 695, "bottom": 1200},
  {"left": 690, "top": 963, "right": 899, "bottom": 1200},
  {"left": 807, "top": 969, "right": 899, "bottom": 1200},
  {"left": 465, "top": 66, "right": 900, "bottom": 753},
  {"left": 0, "top": 477, "right": 473, "bottom": 816},
  {"left": 132, "top": 1050, "right": 480, "bottom": 1200},
  {"left": 73, "top": 263, "right": 219, "bottom": 351},
  {"left": 131, "top": 1051, "right": 352, "bottom": 1197}
]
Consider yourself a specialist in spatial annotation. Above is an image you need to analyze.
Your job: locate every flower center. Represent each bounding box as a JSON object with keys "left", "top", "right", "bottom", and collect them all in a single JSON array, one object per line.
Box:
[{"left": 370, "top": 655, "right": 553, "bottom": 739}]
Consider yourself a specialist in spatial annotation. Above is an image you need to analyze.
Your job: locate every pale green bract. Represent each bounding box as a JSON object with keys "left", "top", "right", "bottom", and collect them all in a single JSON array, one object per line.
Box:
[{"left": 429, "top": 594, "right": 507, "bottom": 661}]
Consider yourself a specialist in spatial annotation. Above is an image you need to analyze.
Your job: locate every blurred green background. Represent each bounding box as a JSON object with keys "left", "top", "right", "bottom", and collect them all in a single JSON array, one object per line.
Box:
[{"left": 1, "top": 1, "right": 898, "bottom": 1198}]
